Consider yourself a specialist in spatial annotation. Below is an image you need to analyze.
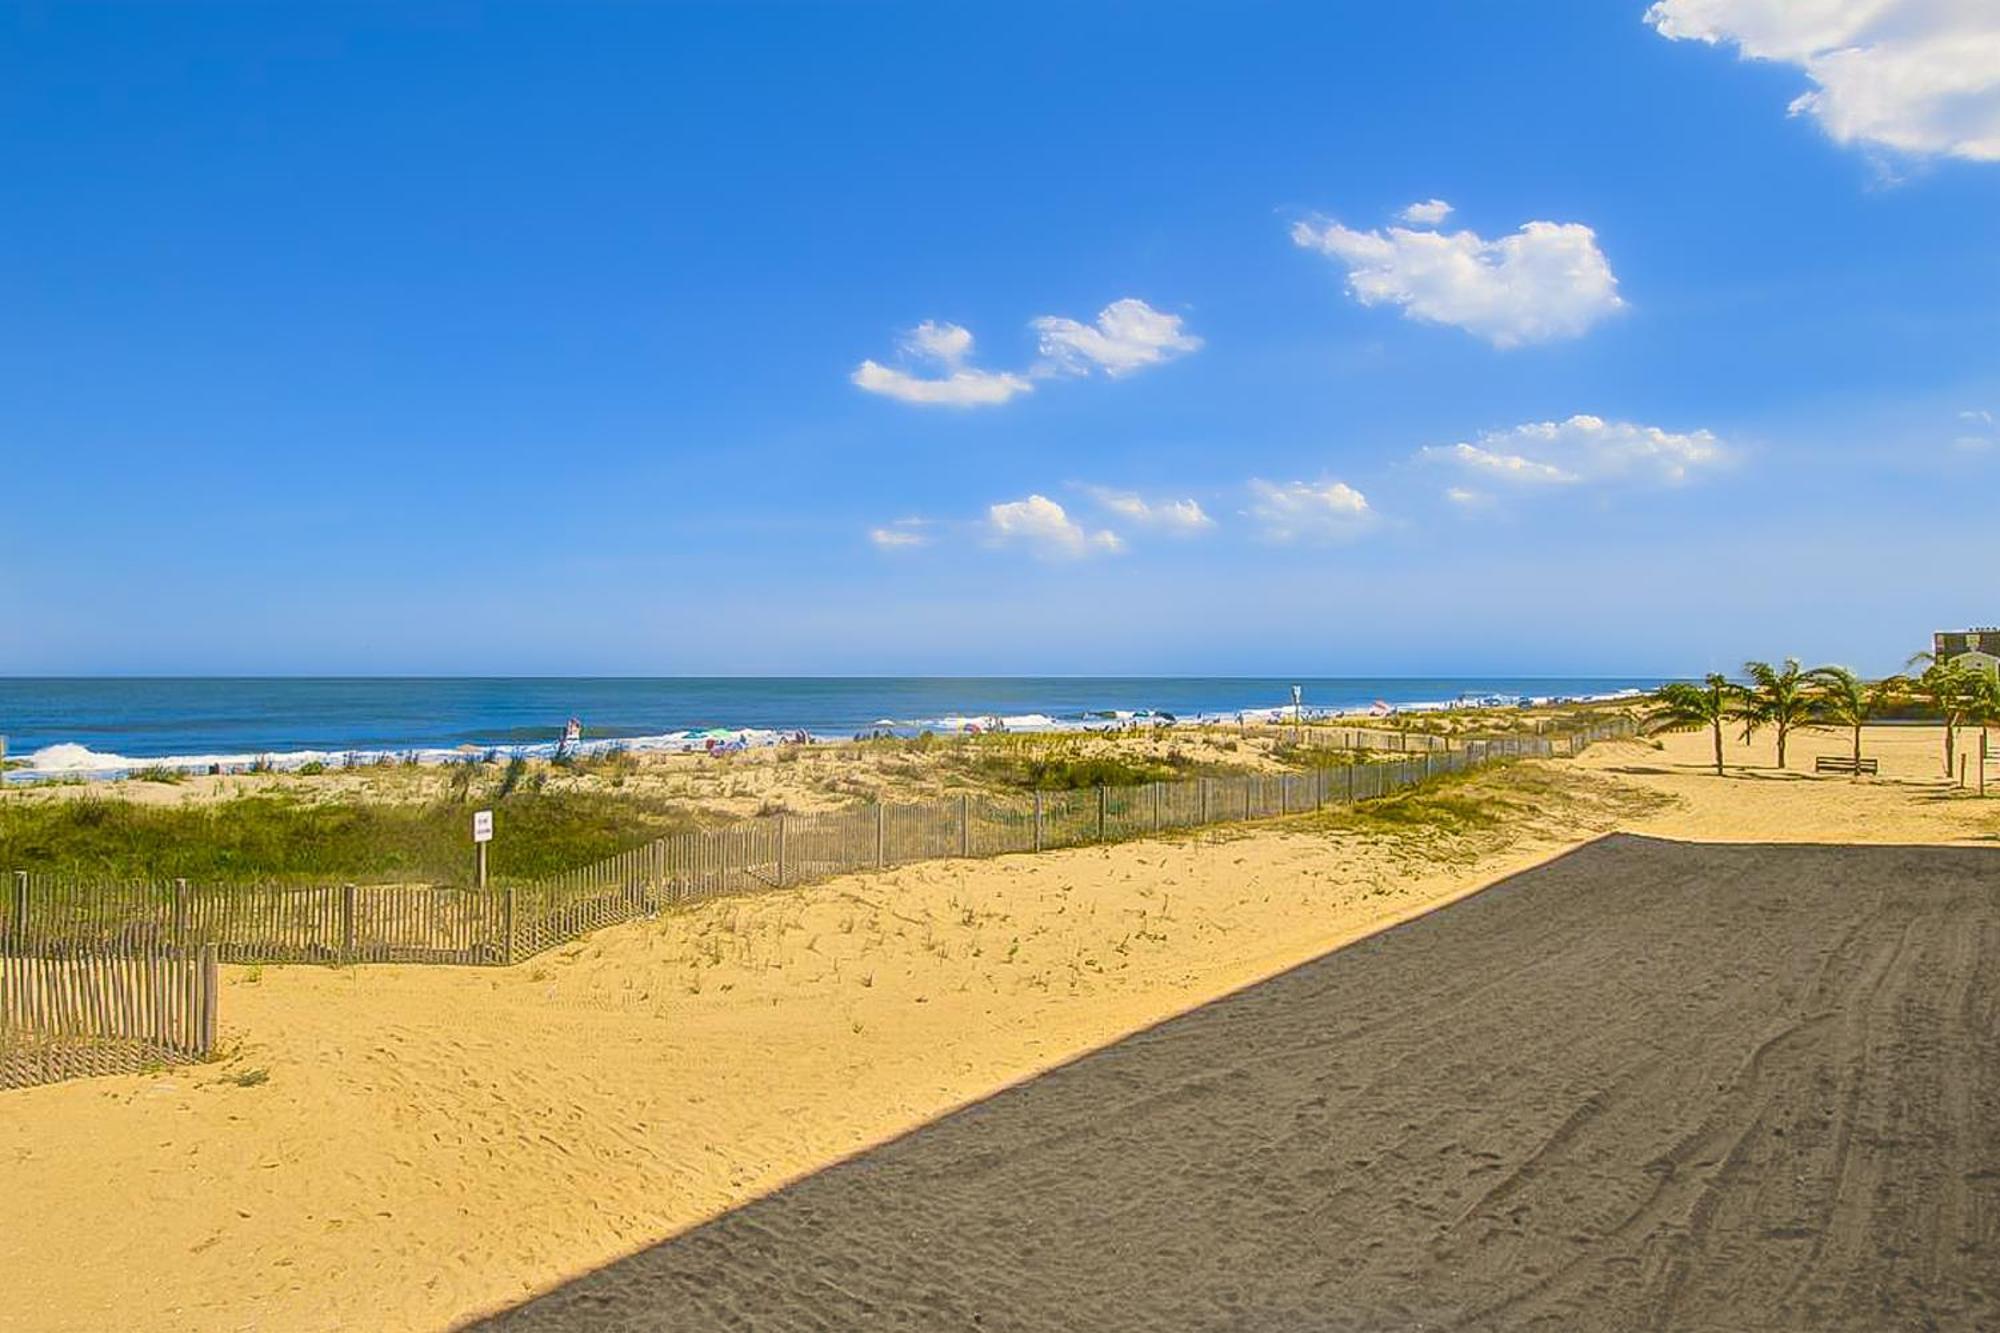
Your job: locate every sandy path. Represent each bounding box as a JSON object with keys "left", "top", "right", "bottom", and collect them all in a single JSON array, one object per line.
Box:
[
  {"left": 0, "top": 727, "right": 1991, "bottom": 1330},
  {"left": 488, "top": 834, "right": 2000, "bottom": 1331}
]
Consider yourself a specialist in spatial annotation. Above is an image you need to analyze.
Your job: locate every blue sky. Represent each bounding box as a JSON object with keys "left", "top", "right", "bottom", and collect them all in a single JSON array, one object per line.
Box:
[{"left": 2, "top": 2, "right": 1995, "bottom": 678}]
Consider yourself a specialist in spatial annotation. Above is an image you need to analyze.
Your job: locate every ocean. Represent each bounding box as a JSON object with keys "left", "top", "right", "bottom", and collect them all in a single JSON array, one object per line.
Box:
[{"left": 0, "top": 676, "right": 1658, "bottom": 778}]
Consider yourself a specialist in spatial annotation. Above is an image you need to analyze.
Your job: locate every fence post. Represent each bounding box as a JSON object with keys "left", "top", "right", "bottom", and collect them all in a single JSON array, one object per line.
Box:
[
  {"left": 1152, "top": 781, "right": 1161, "bottom": 832},
  {"left": 1198, "top": 779, "right": 1208, "bottom": 825},
  {"left": 341, "top": 884, "right": 357, "bottom": 961},
  {"left": 776, "top": 815, "right": 787, "bottom": 888},
  {"left": 198, "top": 944, "right": 218, "bottom": 1055},
  {"left": 1346, "top": 763, "right": 1356, "bottom": 804},
  {"left": 1316, "top": 767, "right": 1325, "bottom": 811},
  {"left": 1097, "top": 786, "right": 1106, "bottom": 842},
  {"left": 1033, "top": 790, "right": 1043, "bottom": 852},
  {"left": 503, "top": 887, "right": 517, "bottom": 965},
  {"left": 960, "top": 793, "right": 970, "bottom": 858},
  {"left": 1423, "top": 752, "right": 1432, "bottom": 782},
  {"left": 876, "top": 803, "right": 886, "bottom": 868},
  {"left": 171, "top": 878, "right": 189, "bottom": 950},
  {"left": 12, "top": 869, "right": 26, "bottom": 949}
]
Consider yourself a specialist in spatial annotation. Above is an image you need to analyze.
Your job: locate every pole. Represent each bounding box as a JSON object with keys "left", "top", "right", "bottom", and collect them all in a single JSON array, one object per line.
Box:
[
  {"left": 1033, "top": 790, "right": 1043, "bottom": 852},
  {"left": 341, "top": 883, "right": 357, "bottom": 961},
  {"left": 876, "top": 803, "right": 886, "bottom": 868},
  {"left": 960, "top": 793, "right": 970, "bottom": 858},
  {"left": 12, "top": 869, "right": 26, "bottom": 949},
  {"left": 1152, "top": 781, "right": 1161, "bottom": 832},
  {"left": 1097, "top": 786, "right": 1106, "bottom": 842},
  {"left": 476, "top": 841, "right": 488, "bottom": 891},
  {"left": 173, "top": 878, "right": 189, "bottom": 950},
  {"left": 776, "top": 814, "right": 787, "bottom": 887},
  {"left": 503, "top": 887, "right": 517, "bottom": 964}
]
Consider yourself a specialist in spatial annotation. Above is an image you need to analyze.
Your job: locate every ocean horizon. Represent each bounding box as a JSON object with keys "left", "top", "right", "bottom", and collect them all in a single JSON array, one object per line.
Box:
[{"left": 0, "top": 676, "right": 1658, "bottom": 777}]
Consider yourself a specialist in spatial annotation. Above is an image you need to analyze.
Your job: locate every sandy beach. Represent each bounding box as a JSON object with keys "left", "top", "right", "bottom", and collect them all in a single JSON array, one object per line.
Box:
[{"left": 1, "top": 724, "right": 1994, "bottom": 1330}]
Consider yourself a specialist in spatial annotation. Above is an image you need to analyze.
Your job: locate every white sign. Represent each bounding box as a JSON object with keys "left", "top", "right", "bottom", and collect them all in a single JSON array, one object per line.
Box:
[{"left": 472, "top": 810, "right": 494, "bottom": 844}]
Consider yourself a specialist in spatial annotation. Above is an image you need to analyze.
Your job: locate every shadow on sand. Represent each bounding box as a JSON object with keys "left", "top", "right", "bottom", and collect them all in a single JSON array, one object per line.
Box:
[{"left": 477, "top": 834, "right": 2000, "bottom": 1333}]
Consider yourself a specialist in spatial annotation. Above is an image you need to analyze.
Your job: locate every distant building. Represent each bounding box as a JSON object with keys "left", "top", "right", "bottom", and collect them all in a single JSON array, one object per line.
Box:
[{"left": 1935, "top": 628, "right": 2000, "bottom": 678}]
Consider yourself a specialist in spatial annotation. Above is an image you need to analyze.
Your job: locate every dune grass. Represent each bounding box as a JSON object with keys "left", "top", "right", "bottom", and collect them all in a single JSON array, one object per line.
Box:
[{"left": 0, "top": 789, "right": 700, "bottom": 887}]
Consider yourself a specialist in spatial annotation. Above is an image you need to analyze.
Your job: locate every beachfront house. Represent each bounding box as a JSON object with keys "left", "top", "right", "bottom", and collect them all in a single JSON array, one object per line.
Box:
[{"left": 1934, "top": 628, "right": 2000, "bottom": 679}]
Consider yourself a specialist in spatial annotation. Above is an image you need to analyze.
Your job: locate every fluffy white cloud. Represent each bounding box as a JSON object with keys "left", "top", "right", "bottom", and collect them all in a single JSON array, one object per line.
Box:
[
  {"left": 1421, "top": 414, "right": 1728, "bottom": 490},
  {"left": 851, "top": 320, "right": 1034, "bottom": 407},
  {"left": 1646, "top": 0, "right": 2000, "bottom": 162},
  {"left": 868, "top": 519, "right": 932, "bottom": 550},
  {"left": 854, "top": 300, "right": 1197, "bottom": 405},
  {"left": 1245, "top": 479, "right": 1375, "bottom": 542},
  {"left": 1425, "top": 442, "right": 1581, "bottom": 484},
  {"left": 1444, "top": 486, "right": 1492, "bottom": 508},
  {"left": 1290, "top": 207, "right": 1624, "bottom": 347},
  {"left": 986, "top": 495, "right": 1125, "bottom": 559},
  {"left": 1399, "top": 198, "right": 1454, "bottom": 225},
  {"left": 1032, "top": 299, "right": 1202, "bottom": 377},
  {"left": 1085, "top": 488, "right": 1216, "bottom": 534}
]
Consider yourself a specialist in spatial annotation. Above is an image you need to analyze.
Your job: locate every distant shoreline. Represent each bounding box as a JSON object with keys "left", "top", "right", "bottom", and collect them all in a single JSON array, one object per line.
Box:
[{"left": 3, "top": 680, "right": 1651, "bottom": 782}]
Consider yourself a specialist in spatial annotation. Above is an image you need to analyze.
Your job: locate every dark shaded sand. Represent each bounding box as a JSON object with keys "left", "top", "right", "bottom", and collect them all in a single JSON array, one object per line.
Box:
[{"left": 481, "top": 835, "right": 2000, "bottom": 1332}]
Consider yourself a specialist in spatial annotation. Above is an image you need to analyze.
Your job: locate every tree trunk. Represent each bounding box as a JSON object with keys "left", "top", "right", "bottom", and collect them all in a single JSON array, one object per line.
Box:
[
  {"left": 1711, "top": 719, "right": 1723, "bottom": 776},
  {"left": 1852, "top": 723, "right": 1862, "bottom": 779},
  {"left": 1776, "top": 723, "right": 1787, "bottom": 770},
  {"left": 1945, "top": 722, "right": 1956, "bottom": 778}
]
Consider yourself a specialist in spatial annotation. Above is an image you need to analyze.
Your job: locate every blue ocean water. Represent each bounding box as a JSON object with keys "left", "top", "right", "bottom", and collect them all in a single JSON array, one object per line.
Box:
[{"left": 0, "top": 677, "right": 1658, "bottom": 777}]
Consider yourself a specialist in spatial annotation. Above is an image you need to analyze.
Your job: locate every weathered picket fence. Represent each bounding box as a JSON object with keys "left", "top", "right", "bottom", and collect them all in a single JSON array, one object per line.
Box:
[
  {"left": 4, "top": 719, "right": 1634, "bottom": 972},
  {"left": 0, "top": 947, "right": 218, "bottom": 1090}
]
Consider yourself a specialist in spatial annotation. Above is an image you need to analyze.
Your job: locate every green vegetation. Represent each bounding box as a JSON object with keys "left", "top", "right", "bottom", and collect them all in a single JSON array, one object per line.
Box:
[
  {"left": 1740, "top": 658, "right": 1815, "bottom": 769},
  {"left": 0, "top": 789, "right": 699, "bottom": 886},
  {"left": 1808, "top": 665, "right": 1900, "bottom": 775},
  {"left": 954, "top": 735, "right": 1198, "bottom": 791},
  {"left": 127, "top": 765, "right": 188, "bottom": 786},
  {"left": 1648, "top": 674, "right": 1739, "bottom": 776}
]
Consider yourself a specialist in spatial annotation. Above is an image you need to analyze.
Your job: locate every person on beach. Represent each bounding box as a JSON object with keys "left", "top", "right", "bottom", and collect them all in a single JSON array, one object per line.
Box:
[{"left": 559, "top": 716, "right": 582, "bottom": 758}]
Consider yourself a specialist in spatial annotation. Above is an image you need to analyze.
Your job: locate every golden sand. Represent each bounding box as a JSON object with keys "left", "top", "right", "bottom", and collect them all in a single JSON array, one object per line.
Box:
[{"left": 0, "top": 724, "right": 1991, "bottom": 1331}]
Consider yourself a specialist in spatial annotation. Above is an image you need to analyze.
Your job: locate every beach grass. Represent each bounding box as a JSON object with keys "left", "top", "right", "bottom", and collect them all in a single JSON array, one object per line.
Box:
[{"left": 0, "top": 788, "right": 699, "bottom": 886}]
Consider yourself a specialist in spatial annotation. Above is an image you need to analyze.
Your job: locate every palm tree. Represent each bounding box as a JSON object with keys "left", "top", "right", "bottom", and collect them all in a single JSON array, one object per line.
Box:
[
  {"left": 1963, "top": 670, "right": 2000, "bottom": 796},
  {"left": 1649, "top": 674, "right": 1741, "bottom": 776},
  {"left": 1741, "top": 658, "right": 1817, "bottom": 770},
  {"left": 1806, "top": 665, "right": 1899, "bottom": 777},
  {"left": 1907, "top": 652, "right": 1977, "bottom": 779}
]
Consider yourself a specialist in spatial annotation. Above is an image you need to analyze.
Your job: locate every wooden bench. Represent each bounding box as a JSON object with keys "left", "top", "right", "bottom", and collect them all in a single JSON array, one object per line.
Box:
[{"left": 1815, "top": 755, "right": 1879, "bottom": 776}]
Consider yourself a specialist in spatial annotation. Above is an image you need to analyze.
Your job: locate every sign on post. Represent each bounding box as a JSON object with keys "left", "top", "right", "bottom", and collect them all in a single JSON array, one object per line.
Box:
[{"left": 472, "top": 809, "right": 494, "bottom": 890}]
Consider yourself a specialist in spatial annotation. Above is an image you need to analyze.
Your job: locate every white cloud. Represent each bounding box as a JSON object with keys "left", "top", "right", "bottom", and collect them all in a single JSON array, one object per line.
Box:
[
  {"left": 868, "top": 519, "right": 932, "bottom": 550},
  {"left": 986, "top": 495, "right": 1125, "bottom": 559},
  {"left": 1399, "top": 198, "right": 1454, "bottom": 225},
  {"left": 1424, "top": 441, "right": 1581, "bottom": 484},
  {"left": 1085, "top": 488, "right": 1216, "bottom": 535},
  {"left": 851, "top": 320, "right": 1035, "bottom": 407},
  {"left": 1444, "top": 486, "right": 1493, "bottom": 508},
  {"left": 1961, "top": 408, "right": 1994, "bottom": 424},
  {"left": 1646, "top": 0, "right": 2000, "bottom": 163},
  {"left": 1032, "top": 298, "right": 1202, "bottom": 377},
  {"left": 1421, "top": 414, "right": 1728, "bottom": 489},
  {"left": 1290, "top": 207, "right": 1624, "bottom": 347},
  {"left": 1245, "top": 479, "right": 1375, "bottom": 543},
  {"left": 854, "top": 300, "right": 1196, "bottom": 405},
  {"left": 904, "top": 319, "right": 974, "bottom": 366}
]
